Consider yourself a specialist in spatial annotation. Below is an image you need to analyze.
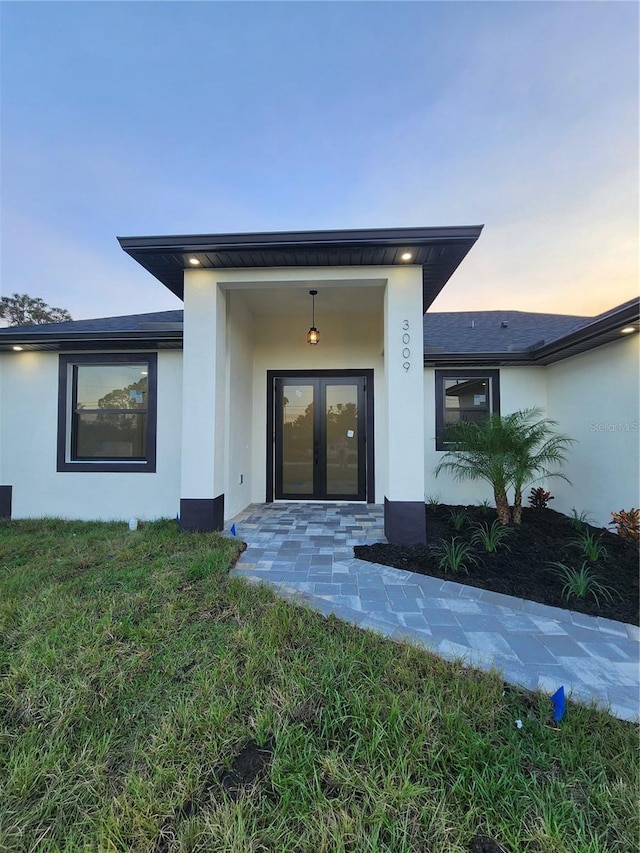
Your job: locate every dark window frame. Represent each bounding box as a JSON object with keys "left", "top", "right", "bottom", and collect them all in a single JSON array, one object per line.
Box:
[
  {"left": 435, "top": 369, "right": 500, "bottom": 451},
  {"left": 57, "top": 353, "right": 158, "bottom": 473}
]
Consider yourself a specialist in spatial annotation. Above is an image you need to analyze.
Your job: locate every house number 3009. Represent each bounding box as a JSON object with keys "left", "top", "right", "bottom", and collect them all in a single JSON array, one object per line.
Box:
[{"left": 402, "top": 319, "right": 411, "bottom": 371}]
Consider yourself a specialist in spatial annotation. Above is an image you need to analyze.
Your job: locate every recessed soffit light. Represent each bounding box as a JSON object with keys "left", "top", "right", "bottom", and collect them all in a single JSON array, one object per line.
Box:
[
  {"left": 12, "top": 345, "right": 24, "bottom": 351},
  {"left": 400, "top": 251, "right": 413, "bottom": 262},
  {"left": 620, "top": 325, "right": 637, "bottom": 334},
  {"left": 188, "top": 257, "right": 200, "bottom": 265}
]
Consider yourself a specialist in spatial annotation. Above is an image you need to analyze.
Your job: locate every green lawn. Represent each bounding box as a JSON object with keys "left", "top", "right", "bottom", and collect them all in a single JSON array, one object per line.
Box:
[{"left": 0, "top": 519, "right": 637, "bottom": 852}]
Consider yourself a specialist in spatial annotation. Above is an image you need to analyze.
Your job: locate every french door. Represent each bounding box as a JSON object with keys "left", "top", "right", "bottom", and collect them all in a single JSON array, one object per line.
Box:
[{"left": 273, "top": 375, "right": 368, "bottom": 501}]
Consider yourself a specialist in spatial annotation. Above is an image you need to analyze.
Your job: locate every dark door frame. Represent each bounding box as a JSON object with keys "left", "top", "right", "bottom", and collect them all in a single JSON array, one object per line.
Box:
[
  {"left": 274, "top": 376, "right": 366, "bottom": 501},
  {"left": 266, "top": 369, "right": 375, "bottom": 503}
]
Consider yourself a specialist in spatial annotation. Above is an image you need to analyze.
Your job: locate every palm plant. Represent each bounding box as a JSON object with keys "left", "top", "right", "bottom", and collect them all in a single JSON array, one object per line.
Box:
[
  {"left": 435, "top": 408, "right": 574, "bottom": 525},
  {"left": 506, "top": 408, "right": 574, "bottom": 524},
  {"left": 434, "top": 413, "right": 515, "bottom": 524}
]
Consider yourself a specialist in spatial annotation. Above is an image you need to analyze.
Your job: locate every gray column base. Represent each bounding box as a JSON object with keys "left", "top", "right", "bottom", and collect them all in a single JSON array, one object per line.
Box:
[
  {"left": 0, "top": 486, "right": 12, "bottom": 519},
  {"left": 179, "top": 494, "right": 224, "bottom": 532},
  {"left": 384, "top": 497, "right": 426, "bottom": 545}
]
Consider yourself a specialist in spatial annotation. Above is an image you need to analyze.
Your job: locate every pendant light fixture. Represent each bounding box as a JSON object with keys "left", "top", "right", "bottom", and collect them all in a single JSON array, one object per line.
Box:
[{"left": 307, "top": 289, "right": 319, "bottom": 345}]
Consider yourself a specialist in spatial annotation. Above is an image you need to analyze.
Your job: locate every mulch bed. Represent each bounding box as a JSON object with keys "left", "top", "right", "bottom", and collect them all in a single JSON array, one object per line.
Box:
[{"left": 355, "top": 505, "right": 639, "bottom": 625}]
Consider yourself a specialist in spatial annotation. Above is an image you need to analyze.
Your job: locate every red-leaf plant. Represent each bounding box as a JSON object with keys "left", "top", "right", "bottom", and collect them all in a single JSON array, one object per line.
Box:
[
  {"left": 609, "top": 509, "right": 639, "bottom": 543},
  {"left": 528, "top": 487, "right": 554, "bottom": 510}
]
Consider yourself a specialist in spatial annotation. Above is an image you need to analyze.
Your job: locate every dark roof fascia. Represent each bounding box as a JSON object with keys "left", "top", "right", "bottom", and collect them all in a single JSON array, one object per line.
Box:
[
  {"left": 118, "top": 225, "right": 483, "bottom": 308},
  {"left": 532, "top": 297, "right": 639, "bottom": 365},
  {"left": 424, "top": 352, "right": 536, "bottom": 367},
  {"left": 0, "top": 330, "right": 183, "bottom": 352},
  {"left": 118, "top": 225, "right": 483, "bottom": 252}
]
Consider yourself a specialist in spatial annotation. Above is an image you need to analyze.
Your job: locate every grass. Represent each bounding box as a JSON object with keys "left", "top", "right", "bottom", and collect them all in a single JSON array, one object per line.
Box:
[{"left": 1, "top": 518, "right": 638, "bottom": 852}]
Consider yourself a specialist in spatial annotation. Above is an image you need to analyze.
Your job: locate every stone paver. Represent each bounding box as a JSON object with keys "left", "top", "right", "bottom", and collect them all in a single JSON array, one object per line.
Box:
[{"left": 228, "top": 503, "right": 639, "bottom": 722}]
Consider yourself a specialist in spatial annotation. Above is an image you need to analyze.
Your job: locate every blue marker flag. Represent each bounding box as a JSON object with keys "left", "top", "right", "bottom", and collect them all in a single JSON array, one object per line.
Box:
[
  {"left": 551, "top": 686, "right": 566, "bottom": 723},
  {"left": 230, "top": 523, "right": 237, "bottom": 537}
]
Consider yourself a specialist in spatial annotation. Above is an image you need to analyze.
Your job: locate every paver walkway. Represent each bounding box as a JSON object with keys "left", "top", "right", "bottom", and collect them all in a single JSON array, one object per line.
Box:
[{"left": 228, "top": 503, "right": 639, "bottom": 722}]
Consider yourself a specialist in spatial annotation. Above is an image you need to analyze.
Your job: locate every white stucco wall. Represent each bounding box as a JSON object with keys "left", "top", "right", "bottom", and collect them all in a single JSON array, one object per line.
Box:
[
  {"left": 225, "top": 293, "right": 255, "bottom": 518},
  {"left": 384, "top": 266, "right": 425, "bottom": 505},
  {"left": 184, "top": 264, "right": 424, "bottom": 516},
  {"left": 424, "top": 365, "right": 548, "bottom": 504},
  {"left": 546, "top": 335, "right": 639, "bottom": 526},
  {"left": 0, "top": 349, "right": 182, "bottom": 520},
  {"left": 181, "top": 271, "right": 226, "bottom": 502},
  {"left": 250, "top": 308, "right": 385, "bottom": 504},
  {"left": 180, "top": 266, "right": 392, "bottom": 518},
  {"left": 5, "top": 308, "right": 635, "bottom": 529},
  {"left": 423, "top": 340, "right": 639, "bottom": 525}
]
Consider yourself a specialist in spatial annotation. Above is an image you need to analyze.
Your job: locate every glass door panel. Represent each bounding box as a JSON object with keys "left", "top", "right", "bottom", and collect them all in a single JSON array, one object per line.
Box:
[
  {"left": 281, "top": 384, "right": 314, "bottom": 495},
  {"left": 325, "top": 384, "right": 359, "bottom": 496},
  {"left": 274, "top": 376, "right": 366, "bottom": 501}
]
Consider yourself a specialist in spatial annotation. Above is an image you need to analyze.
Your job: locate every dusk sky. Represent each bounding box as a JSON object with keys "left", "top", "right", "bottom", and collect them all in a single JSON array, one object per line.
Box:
[{"left": 1, "top": 1, "right": 638, "bottom": 321}]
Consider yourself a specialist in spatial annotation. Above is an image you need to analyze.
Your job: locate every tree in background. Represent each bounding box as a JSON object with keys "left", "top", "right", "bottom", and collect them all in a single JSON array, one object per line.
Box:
[{"left": 0, "top": 293, "right": 72, "bottom": 326}]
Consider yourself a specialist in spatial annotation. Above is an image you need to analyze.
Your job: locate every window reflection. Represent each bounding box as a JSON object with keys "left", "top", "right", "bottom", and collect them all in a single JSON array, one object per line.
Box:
[
  {"left": 73, "top": 364, "right": 148, "bottom": 460},
  {"left": 282, "top": 385, "right": 314, "bottom": 493}
]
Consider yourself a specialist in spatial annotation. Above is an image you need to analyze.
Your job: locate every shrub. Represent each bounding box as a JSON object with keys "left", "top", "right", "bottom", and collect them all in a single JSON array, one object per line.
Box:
[
  {"left": 425, "top": 494, "right": 442, "bottom": 507},
  {"left": 549, "top": 561, "right": 617, "bottom": 607},
  {"left": 448, "top": 507, "right": 469, "bottom": 531},
  {"left": 571, "top": 529, "right": 608, "bottom": 563},
  {"left": 609, "top": 509, "right": 639, "bottom": 543},
  {"left": 528, "top": 487, "right": 554, "bottom": 509},
  {"left": 471, "top": 520, "right": 512, "bottom": 553},
  {"left": 569, "top": 507, "right": 593, "bottom": 531},
  {"left": 431, "top": 538, "right": 479, "bottom": 574}
]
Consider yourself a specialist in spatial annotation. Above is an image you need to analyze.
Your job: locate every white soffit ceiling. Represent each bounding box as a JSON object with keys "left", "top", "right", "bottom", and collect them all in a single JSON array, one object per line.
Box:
[{"left": 235, "top": 284, "right": 385, "bottom": 318}]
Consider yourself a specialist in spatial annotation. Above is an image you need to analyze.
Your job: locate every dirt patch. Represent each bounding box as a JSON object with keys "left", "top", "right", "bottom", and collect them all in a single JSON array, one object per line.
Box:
[
  {"left": 229, "top": 540, "right": 248, "bottom": 569},
  {"left": 469, "top": 836, "right": 508, "bottom": 853},
  {"left": 219, "top": 738, "right": 275, "bottom": 800},
  {"left": 354, "top": 506, "right": 639, "bottom": 625}
]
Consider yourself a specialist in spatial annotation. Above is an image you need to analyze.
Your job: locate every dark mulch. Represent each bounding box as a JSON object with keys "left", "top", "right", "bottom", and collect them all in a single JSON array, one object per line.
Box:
[{"left": 355, "top": 505, "right": 639, "bottom": 625}]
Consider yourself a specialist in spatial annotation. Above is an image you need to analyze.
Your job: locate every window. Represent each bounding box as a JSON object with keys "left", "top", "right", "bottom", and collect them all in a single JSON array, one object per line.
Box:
[
  {"left": 57, "top": 354, "right": 157, "bottom": 472},
  {"left": 435, "top": 369, "right": 500, "bottom": 451}
]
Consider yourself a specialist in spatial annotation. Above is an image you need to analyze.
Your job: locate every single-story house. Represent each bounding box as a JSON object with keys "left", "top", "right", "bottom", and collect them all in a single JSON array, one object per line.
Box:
[{"left": 1, "top": 226, "right": 638, "bottom": 542}]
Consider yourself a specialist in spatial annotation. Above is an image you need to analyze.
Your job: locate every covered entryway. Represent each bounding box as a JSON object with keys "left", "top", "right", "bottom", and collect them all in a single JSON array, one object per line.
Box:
[
  {"left": 268, "top": 370, "right": 374, "bottom": 502},
  {"left": 121, "top": 226, "right": 483, "bottom": 538}
]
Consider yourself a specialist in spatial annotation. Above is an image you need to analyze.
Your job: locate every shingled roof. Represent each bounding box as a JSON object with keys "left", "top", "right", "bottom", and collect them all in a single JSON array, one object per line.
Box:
[
  {"left": 1, "top": 300, "right": 637, "bottom": 364},
  {"left": 423, "top": 298, "right": 639, "bottom": 365},
  {"left": 423, "top": 310, "right": 589, "bottom": 354},
  {"left": 0, "top": 311, "right": 184, "bottom": 351}
]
